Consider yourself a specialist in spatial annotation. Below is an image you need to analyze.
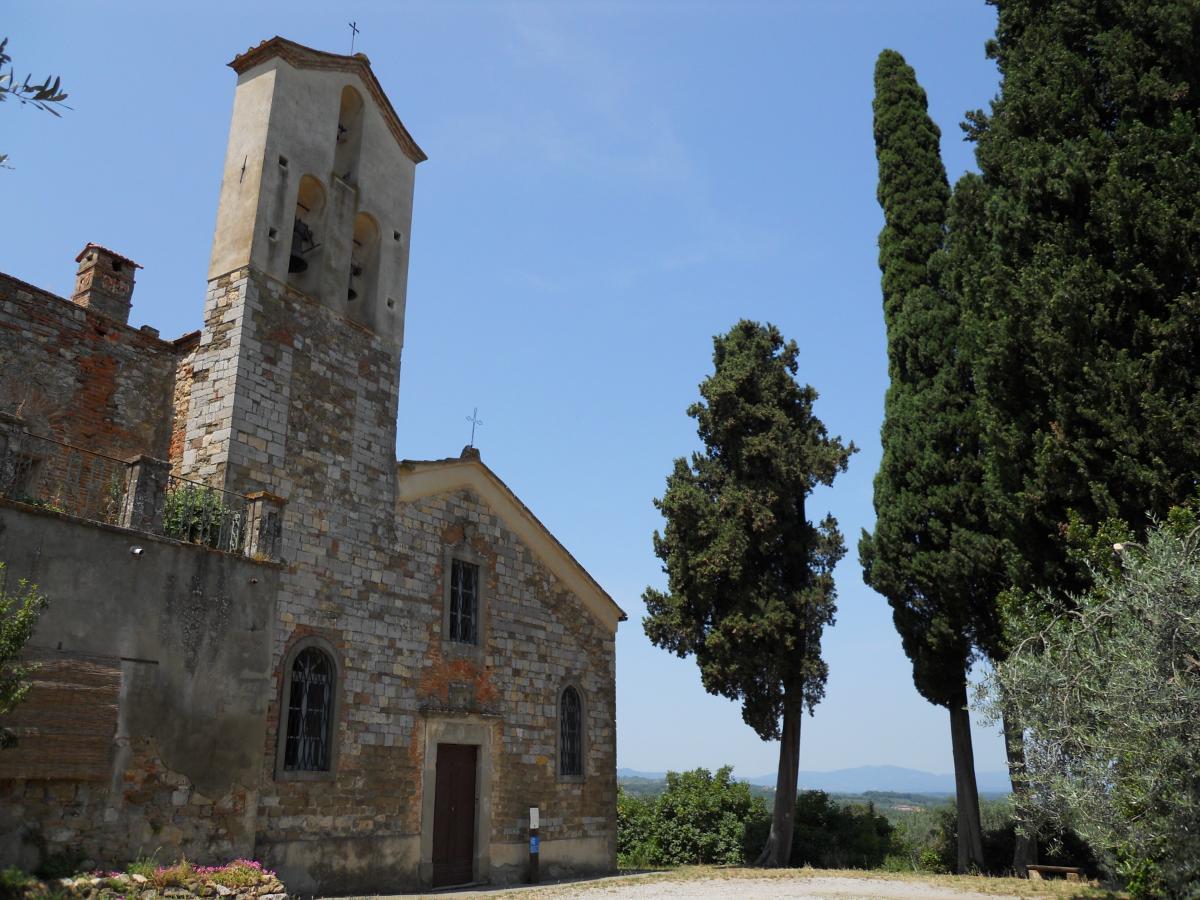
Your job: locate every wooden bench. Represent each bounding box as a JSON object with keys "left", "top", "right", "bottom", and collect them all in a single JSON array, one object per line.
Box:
[{"left": 1027, "top": 864, "right": 1082, "bottom": 882}]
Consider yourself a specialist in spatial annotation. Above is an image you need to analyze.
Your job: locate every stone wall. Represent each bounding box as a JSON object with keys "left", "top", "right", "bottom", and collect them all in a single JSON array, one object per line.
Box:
[
  {"left": 177, "top": 266, "right": 618, "bottom": 893},
  {"left": 0, "top": 273, "right": 182, "bottom": 461},
  {"left": 168, "top": 334, "right": 200, "bottom": 474},
  {"left": 0, "top": 500, "right": 279, "bottom": 871},
  {"left": 176, "top": 267, "right": 416, "bottom": 892},
  {"left": 395, "top": 482, "right": 618, "bottom": 884}
]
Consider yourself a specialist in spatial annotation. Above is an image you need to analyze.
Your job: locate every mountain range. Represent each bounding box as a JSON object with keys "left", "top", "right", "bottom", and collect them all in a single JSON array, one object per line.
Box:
[{"left": 617, "top": 764, "right": 1012, "bottom": 796}]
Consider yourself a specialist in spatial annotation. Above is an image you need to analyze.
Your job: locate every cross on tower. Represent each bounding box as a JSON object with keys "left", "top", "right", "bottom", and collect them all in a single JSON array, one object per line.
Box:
[
  {"left": 466, "top": 407, "right": 484, "bottom": 448},
  {"left": 348, "top": 21, "right": 360, "bottom": 55}
]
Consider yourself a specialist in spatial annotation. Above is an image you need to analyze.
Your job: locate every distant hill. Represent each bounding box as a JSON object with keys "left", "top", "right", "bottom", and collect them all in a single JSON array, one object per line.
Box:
[{"left": 618, "top": 765, "right": 1011, "bottom": 796}]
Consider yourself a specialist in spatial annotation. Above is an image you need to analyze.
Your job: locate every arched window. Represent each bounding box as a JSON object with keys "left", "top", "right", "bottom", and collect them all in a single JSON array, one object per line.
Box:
[
  {"left": 333, "top": 86, "right": 365, "bottom": 183},
  {"left": 347, "top": 212, "right": 380, "bottom": 310},
  {"left": 283, "top": 646, "right": 334, "bottom": 772},
  {"left": 559, "top": 686, "right": 583, "bottom": 778},
  {"left": 287, "top": 175, "right": 327, "bottom": 298}
]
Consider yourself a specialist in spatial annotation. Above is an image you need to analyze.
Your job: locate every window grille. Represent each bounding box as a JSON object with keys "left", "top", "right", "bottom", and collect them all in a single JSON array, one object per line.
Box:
[
  {"left": 560, "top": 686, "right": 582, "bottom": 777},
  {"left": 449, "top": 559, "right": 479, "bottom": 644},
  {"left": 284, "top": 647, "right": 333, "bottom": 771}
]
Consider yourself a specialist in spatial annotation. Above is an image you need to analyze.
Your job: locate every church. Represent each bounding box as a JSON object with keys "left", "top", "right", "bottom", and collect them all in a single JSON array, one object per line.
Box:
[{"left": 0, "top": 37, "right": 623, "bottom": 894}]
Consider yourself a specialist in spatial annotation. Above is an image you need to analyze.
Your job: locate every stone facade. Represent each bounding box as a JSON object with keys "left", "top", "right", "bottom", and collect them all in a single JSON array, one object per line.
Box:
[{"left": 0, "top": 35, "right": 622, "bottom": 895}]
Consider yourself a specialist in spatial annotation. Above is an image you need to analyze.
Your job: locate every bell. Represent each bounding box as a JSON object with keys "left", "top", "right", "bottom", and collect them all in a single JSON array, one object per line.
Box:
[{"left": 290, "top": 218, "right": 316, "bottom": 274}]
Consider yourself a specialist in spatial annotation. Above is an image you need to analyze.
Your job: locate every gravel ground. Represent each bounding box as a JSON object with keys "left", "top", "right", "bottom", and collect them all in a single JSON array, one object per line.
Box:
[
  {"left": 364, "top": 870, "right": 1051, "bottom": 900},
  {"left": 511, "top": 873, "right": 1022, "bottom": 899}
]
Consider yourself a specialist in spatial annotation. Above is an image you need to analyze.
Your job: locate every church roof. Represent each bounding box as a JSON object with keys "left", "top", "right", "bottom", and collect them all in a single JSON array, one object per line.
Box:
[
  {"left": 229, "top": 36, "right": 427, "bottom": 164},
  {"left": 396, "top": 454, "right": 628, "bottom": 632}
]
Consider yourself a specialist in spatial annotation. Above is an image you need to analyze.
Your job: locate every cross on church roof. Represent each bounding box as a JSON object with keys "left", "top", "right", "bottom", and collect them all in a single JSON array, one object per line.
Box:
[
  {"left": 466, "top": 407, "right": 483, "bottom": 448},
  {"left": 348, "top": 21, "right": 360, "bottom": 55}
]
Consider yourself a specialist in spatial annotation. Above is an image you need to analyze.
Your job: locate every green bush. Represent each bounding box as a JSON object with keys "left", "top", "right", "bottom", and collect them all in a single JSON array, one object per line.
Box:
[
  {"left": 162, "top": 483, "right": 241, "bottom": 550},
  {"left": 617, "top": 788, "right": 658, "bottom": 868},
  {"left": 617, "top": 766, "right": 768, "bottom": 867},
  {"left": 0, "top": 866, "right": 35, "bottom": 900},
  {"left": 654, "top": 767, "right": 767, "bottom": 866},
  {"left": 790, "top": 791, "right": 895, "bottom": 869}
]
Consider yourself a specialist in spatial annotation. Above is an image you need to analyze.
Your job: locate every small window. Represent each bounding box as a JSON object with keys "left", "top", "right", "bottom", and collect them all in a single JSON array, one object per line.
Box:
[
  {"left": 284, "top": 647, "right": 334, "bottom": 772},
  {"left": 559, "top": 686, "right": 583, "bottom": 778},
  {"left": 449, "top": 559, "right": 479, "bottom": 644},
  {"left": 442, "top": 542, "right": 487, "bottom": 655}
]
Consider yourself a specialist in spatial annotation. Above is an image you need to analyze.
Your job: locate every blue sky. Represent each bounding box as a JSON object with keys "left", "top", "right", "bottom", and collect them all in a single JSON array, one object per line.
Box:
[{"left": 3, "top": 1, "right": 1007, "bottom": 779}]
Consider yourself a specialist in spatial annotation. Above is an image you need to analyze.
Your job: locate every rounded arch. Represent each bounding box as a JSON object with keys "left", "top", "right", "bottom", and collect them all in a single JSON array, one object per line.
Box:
[
  {"left": 348, "top": 211, "right": 382, "bottom": 310},
  {"left": 296, "top": 173, "right": 326, "bottom": 216},
  {"left": 275, "top": 633, "right": 342, "bottom": 778},
  {"left": 287, "top": 175, "right": 328, "bottom": 297},
  {"left": 334, "top": 85, "right": 365, "bottom": 182}
]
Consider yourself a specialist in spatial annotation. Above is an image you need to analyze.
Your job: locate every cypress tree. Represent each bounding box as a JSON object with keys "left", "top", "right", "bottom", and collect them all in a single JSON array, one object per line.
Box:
[
  {"left": 966, "top": 0, "right": 1200, "bottom": 599},
  {"left": 960, "top": 1, "right": 1200, "bottom": 871},
  {"left": 860, "top": 50, "right": 1004, "bottom": 874},
  {"left": 644, "top": 320, "right": 855, "bottom": 867}
]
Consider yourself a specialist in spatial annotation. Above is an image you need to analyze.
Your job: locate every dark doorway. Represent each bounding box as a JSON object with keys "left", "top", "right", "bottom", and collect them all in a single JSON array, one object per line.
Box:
[{"left": 432, "top": 742, "right": 477, "bottom": 887}]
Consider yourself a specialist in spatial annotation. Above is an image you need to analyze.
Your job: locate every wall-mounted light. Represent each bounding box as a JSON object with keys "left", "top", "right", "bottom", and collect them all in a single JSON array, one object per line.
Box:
[{"left": 130, "top": 546, "right": 144, "bottom": 557}]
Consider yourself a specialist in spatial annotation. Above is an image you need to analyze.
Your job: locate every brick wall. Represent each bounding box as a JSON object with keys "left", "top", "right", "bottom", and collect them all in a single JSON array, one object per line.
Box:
[{"left": 0, "top": 273, "right": 181, "bottom": 461}]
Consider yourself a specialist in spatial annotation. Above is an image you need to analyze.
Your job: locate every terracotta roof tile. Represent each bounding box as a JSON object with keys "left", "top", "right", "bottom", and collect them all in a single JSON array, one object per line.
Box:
[{"left": 74, "top": 244, "right": 142, "bottom": 269}]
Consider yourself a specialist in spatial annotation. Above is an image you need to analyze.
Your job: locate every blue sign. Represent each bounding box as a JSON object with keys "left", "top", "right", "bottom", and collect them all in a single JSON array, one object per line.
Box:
[{"left": 530, "top": 836, "right": 540, "bottom": 854}]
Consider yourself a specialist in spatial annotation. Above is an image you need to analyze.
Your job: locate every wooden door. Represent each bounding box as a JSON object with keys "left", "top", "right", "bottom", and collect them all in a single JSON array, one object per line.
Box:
[{"left": 432, "top": 743, "right": 477, "bottom": 887}]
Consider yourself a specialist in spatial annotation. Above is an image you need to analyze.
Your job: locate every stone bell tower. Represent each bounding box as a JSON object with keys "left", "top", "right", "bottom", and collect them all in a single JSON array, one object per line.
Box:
[{"left": 180, "top": 37, "right": 426, "bottom": 497}]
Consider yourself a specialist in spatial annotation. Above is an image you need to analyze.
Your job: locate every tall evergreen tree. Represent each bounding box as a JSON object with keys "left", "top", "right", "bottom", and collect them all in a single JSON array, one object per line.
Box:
[
  {"left": 860, "top": 50, "right": 1004, "bottom": 874},
  {"left": 643, "top": 321, "right": 854, "bottom": 867},
  {"left": 966, "top": 0, "right": 1200, "bottom": 599},
  {"left": 960, "top": 1, "right": 1200, "bottom": 871}
]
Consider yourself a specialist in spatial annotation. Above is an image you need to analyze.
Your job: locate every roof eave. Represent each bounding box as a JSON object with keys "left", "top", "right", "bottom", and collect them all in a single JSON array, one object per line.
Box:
[
  {"left": 229, "top": 36, "right": 427, "bottom": 164},
  {"left": 397, "top": 456, "right": 628, "bottom": 626}
]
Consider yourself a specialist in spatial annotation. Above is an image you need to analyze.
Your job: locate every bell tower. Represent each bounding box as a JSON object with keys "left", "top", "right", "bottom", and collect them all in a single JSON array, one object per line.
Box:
[
  {"left": 206, "top": 37, "right": 425, "bottom": 341},
  {"left": 180, "top": 36, "right": 425, "bottom": 497}
]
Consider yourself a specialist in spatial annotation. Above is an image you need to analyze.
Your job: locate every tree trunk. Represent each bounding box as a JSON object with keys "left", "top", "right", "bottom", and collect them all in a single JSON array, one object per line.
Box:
[
  {"left": 755, "top": 686, "right": 802, "bottom": 867},
  {"left": 949, "top": 680, "right": 985, "bottom": 873},
  {"left": 1002, "top": 704, "right": 1037, "bottom": 876}
]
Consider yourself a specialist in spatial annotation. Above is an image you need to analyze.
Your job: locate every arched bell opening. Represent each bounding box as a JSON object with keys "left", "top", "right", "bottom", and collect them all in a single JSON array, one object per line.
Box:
[
  {"left": 347, "top": 212, "right": 380, "bottom": 318},
  {"left": 333, "top": 86, "right": 365, "bottom": 184},
  {"left": 287, "top": 175, "right": 327, "bottom": 297}
]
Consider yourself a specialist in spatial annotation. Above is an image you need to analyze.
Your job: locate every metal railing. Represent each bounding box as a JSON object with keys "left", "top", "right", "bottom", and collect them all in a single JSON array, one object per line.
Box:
[
  {"left": 0, "top": 431, "right": 128, "bottom": 525},
  {"left": 0, "top": 426, "right": 266, "bottom": 558},
  {"left": 161, "top": 474, "right": 250, "bottom": 554}
]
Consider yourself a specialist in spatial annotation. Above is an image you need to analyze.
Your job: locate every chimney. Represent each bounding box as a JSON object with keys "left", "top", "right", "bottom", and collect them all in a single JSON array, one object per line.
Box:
[{"left": 72, "top": 244, "right": 140, "bottom": 324}]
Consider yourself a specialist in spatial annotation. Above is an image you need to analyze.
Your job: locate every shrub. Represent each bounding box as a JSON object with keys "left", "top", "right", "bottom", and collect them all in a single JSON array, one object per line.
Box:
[
  {"left": 790, "top": 791, "right": 895, "bottom": 869},
  {"left": 653, "top": 767, "right": 767, "bottom": 866},
  {"left": 616, "top": 766, "right": 769, "bottom": 867},
  {"left": 152, "top": 859, "right": 194, "bottom": 888},
  {"left": 616, "top": 789, "right": 658, "bottom": 868},
  {"left": 0, "top": 866, "right": 35, "bottom": 899},
  {"left": 162, "top": 483, "right": 242, "bottom": 550}
]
